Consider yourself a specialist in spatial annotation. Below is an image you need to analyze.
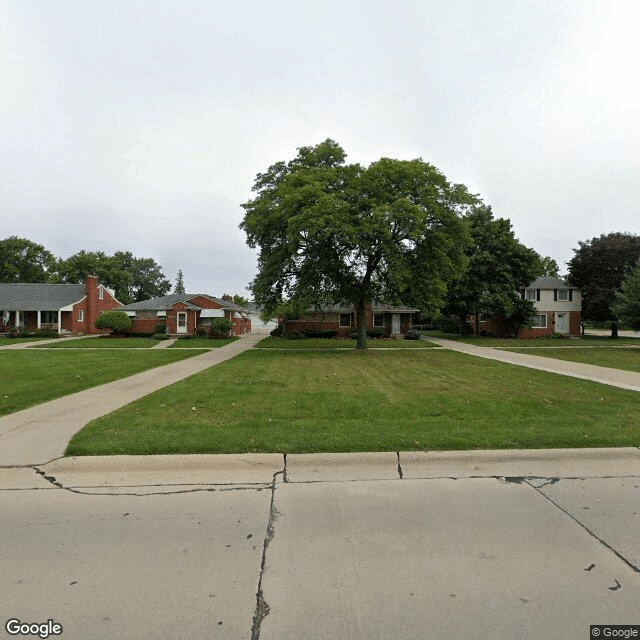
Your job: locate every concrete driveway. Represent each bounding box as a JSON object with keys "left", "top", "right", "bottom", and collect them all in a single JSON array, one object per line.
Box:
[{"left": 1, "top": 449, "right": 639, "bottom": 640}]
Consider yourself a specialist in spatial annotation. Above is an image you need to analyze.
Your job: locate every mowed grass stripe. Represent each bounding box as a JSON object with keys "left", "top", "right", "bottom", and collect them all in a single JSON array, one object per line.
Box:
[
  {"left": 0, "top": 349, "right": 208, "bottom": 415},
  {"left": 66, "top": 349, "right": 640, "bottom": 456}
]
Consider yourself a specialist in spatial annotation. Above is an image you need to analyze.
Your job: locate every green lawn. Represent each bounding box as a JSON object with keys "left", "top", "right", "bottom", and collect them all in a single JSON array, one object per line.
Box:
[
  {"left": 499, "top": 346, "right": 640, "bottom": 373},
  {"left": 31, "top": 337, "right": 158, "bottom": 348},
  {"left": 0, "top": 349, "right": 207, "bottom": 415},
  {"left": 256, "top": 337, "right": 437, "bottom": 349},
  {"left": 0, "top": 337, "right": 52, "bottom": 346},
  {"left": 169, "top": 337, "right": 239, "bottom": 348},
  {"left": 424, "top": 333, "right": 640, "bottom": 347},
  {"left": 66, "top": 349, "right": 640, "bottom": 456}
]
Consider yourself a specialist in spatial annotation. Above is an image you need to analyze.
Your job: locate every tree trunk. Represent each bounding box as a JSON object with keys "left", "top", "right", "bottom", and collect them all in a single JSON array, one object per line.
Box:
[
  {"left": 355, "top": 300, "right": 367, "bottom": 350},
  {"left": 611, "top": 320, "right": 619, "bottom": 339}
]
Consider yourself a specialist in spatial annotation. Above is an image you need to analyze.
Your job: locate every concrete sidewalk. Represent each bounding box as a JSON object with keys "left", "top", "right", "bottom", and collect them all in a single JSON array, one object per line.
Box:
[
  {"left": 2, "top": 447, "right": 639, "bottom": 639},
  {"left": 428, "top": 337, "right": 640, "bottom": 392},
  {"left": 0, "top": 332, "right": 263, "bottom": 466}
]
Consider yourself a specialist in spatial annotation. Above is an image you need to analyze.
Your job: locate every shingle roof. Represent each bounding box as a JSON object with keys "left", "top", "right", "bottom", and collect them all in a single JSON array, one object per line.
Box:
[
  {"left": 0, "top": 283, "right": 87, "bottom": 311},
  {"left": 119, "top": 294, "right": 249, "bottom": 312},
  {"left": 528, "top": 277, "right": 572, "bottom": 289}
]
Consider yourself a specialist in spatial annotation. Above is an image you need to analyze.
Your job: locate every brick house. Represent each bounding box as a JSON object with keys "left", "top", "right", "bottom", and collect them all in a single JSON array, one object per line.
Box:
[
  {"left": 280, "top": 303, "right": 419, "bottom": 337},
  {"left": 474, "top": 276, "right": 582, "bottom": 338},
  {"left": 0, "top": 275, "right": 121, "bottom": 335},
  {"left": 118, "top": 294, "right": 251, "bottom": 336}
]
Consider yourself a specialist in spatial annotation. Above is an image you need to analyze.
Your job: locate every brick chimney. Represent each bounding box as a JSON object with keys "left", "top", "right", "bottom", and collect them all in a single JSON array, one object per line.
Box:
[{"left": 85, "top": 275, "right": 99, "bottom": 333}]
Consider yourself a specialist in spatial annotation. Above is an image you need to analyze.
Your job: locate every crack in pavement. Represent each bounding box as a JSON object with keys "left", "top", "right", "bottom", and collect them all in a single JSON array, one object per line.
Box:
[
  {"left": 30, "top": 466, "right": 271, "bottom": 496},
  {"left": 524, "top": 478, "right": 640, "bottom": 574},
  {"left": 251, "top": 469, "right": 284, "bottom": 640}
]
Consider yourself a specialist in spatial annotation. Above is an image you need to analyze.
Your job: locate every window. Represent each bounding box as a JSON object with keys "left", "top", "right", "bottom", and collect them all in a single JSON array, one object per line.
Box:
[
  {"left": 525, "top": 289, "right": 537, "bottom": 301},
  {"left": 339, "top": 313, "right": 351, "bottom": 327},
  {"left": 77, "top": 310, "right": 84, "bottom": 322},
  {"left": 200, "top": 317, "right": 212, "bottom": 325},
  {"left": 373, "top": 314, "right": 384, "bottom": 327},
  {"left": 557, "top": 290, "right": 569, "bottom": 301},
  {"left": 41, "top": 311, "right": 57, "bottom": 323},
  {"left": 532, "top": 314, "right": 547, "bottom": 328},
  {"left": 99, "top": 287, "right": 104, "bottom": 300}
]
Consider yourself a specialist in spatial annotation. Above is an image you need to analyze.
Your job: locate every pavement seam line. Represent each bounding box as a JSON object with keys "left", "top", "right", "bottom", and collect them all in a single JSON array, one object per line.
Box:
[
  {"left": 524, "top": 478, "right": 640, "bottom": 574},
  {"left": 251, "top": 467, "right": 284, "bottom": 639}
]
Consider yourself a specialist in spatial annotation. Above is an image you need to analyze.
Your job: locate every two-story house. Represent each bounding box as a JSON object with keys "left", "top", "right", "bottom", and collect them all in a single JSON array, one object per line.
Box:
[{"left": 475, "top": 276, "right": 582, "bottom": 338}]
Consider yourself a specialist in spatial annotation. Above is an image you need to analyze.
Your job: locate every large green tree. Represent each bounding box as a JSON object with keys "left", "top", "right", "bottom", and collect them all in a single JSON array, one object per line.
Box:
[
  {"left": 57, "top": 250, "right": 171, "bottom": 304},
  {"left": 446, "top": 206, "right": 542, "bottom": 334},
  {"left": 567, "top": 232, "right": 640, "bottom": 337},
  {"left": 612, "top": 263, "right": 640, "bottom": 331},
  {"left": 240, "top": 139, "right": 475, "bottom": 348},
  {"left": 0, "top": 236, "right": 57, "bottom": 282}
]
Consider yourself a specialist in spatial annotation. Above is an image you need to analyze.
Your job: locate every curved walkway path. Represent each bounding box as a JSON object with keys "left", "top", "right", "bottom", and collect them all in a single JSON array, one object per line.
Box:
[
  {"left": 0, "top": 332, "right": 263, "bottom": 466},
  {"left": 428, "top": 337, "right": 640, "bottom": 393}
]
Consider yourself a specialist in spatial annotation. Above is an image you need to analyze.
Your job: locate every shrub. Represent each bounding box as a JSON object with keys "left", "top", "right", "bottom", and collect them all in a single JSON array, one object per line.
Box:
[
  {"left": 95, "top": 310, "right": 132, "bottom": 335},
  {"left": 270, "top": 325, "right": 283, "bottom": 337},
  {"left": 350, "top": 328, "right": 386, "bottom": 339},
  {"left": 153, "top": 333, "right": 169, "bottom": 340},
  {"left": 196, "top": 328, "right": 209, "bottom": 338},
  {"left": 302, "top": 329, "right": 337, "bottom": 339},
  {"left": 404, "top": 328, "right": 422, "bottom": 340},
  {"left": 209, "top": 317, "right": 234, "bottom": 338},
  {"left": 8, "top": 328, "right": 35, "bottom": 338},
  {"left": 286, "top": 330, "right": 305, "bottom": 340},
  {"left": 154, "top": 322, "right": 168, "bottom": 335}
]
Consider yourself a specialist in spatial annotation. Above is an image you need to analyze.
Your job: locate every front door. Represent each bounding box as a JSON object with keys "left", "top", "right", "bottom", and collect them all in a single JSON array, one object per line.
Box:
[
  {"left": 177, "top": 312, "right": 187, "bottom": 334},
  {"left": 392, "top": 313, "right": 401, "bottom": 335},
  {"left": 555, "top": 312, "right": 567, "bottom": 334}
]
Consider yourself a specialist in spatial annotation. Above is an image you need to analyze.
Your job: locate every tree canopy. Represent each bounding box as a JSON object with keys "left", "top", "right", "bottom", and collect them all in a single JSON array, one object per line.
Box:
[
  {"left": 222, "top": 293, "right": 250, "bottom": 307},
  {"left": 174, "top": 269, "right": 185, "bottom": 294},
  {"left": 567, "top": 232, "right": 640, "bottom": 336},
  {"left": 612, "top": 263, "right": 640, "bottom": 331},
  {"left": 0, "top": 236, "right": 57, "bottom": 283},
  {"left": 240, "top": 139, "right": 476, "bottom": 348},
  {"left": 444, "top": 206, "right": 542, "bottom": 334},
  {"left": 56, "top": 250, "right": 171, "bottom": 304}
]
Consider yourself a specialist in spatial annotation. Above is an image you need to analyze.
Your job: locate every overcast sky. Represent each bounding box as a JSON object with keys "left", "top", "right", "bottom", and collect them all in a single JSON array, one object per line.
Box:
[{"left": 3, "top": 0, "right": 639, "bottom": 296}]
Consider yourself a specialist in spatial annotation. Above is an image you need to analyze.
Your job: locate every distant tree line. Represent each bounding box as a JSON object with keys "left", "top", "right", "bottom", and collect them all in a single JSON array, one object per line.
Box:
[{"left": 0, "top": 236, "right": 171, "bottom": 305}]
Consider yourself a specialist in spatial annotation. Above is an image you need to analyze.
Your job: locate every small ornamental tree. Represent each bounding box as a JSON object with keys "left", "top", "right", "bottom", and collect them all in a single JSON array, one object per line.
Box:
[
  {"left": 95, "top": 310, "right": 132, "bottom": 335},
  {"left": 209, "top": 317, "right": 233, "bottom": 338}
]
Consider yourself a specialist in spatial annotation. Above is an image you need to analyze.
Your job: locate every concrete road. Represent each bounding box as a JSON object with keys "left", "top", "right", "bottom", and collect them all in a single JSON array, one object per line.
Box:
[{"left": 2, "top": 449, "right": 639, "bottom": 640}]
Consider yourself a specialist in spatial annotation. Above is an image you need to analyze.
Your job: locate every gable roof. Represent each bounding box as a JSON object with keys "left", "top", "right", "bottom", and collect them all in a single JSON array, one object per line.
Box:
[
  {"left": 0, "top": 283, "right": 87, "bottom": 311},
  {"left": 528, "top": 277, "right": 573, "bottom": 290},
  {"left": 119, "top": 293, "right": 249, "bottom": 312}
]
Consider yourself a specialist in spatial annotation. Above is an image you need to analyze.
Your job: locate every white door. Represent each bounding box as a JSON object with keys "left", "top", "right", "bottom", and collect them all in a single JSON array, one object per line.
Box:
[
  {"left": 555, "top": 312, "right": 567, "bottom": 333},
  {"left": 177, "top": 312, "right": 187, "bottom": 334},
  {"left": 392, "top": 313, "right": 401, "bottom": 335}
]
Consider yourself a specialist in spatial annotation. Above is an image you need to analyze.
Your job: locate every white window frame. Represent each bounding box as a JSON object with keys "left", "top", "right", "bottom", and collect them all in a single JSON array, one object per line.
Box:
[
  {"left": 557, "top": 290, "right": 569, "bottom": 301},
  {"left": 99, "top": 287, "right": 104, "bottom": 300},
  {"left": 200, "top": 317, "right": 212, "bottom": 325},
  {"left": 525, "top": 289, "right": 537, "bottom": 301},
  {"left": 532, "top": 314, "right": 547, "bottom": 328},
  {"left": 77, "top": 310, "right": 84, "bottom": 322}
]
